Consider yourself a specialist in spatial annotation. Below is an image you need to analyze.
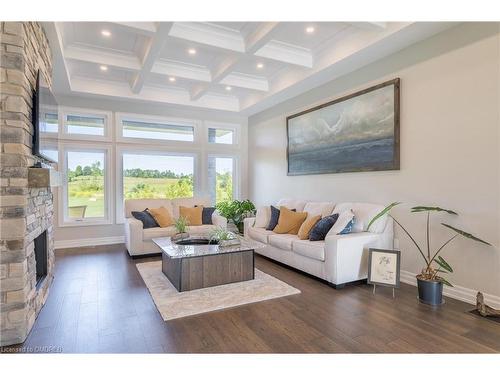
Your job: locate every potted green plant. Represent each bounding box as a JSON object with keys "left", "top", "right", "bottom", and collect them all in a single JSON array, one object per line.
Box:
[
  {"left": 209, "top": 227, "right": 240, "bottom": 247},
  {"left": 172, "top": 216, "right": 189, "bottom": 242},
  {"left": 368, "top": 203, "right": 491, "bottom": 305},
  {"left": 215, "top": 199, "right": 256, "bottom": 233}
]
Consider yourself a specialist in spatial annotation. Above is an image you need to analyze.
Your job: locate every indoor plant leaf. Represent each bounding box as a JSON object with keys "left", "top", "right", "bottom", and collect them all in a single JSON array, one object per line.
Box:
[
  {"left": 439, "top": 277, "right": 454, "bottom": 287},
  {"left": 441, "top": 223, "right": 492, "bottom": 246},
  {"left": 367, "top": 202, "right": 401, "bottom": 231},
  {"left": 411, "top": 206, "right": 458, "bottom": 215},
  {"left": 434, "top": 256, "right": 453, "bottom": 273}
]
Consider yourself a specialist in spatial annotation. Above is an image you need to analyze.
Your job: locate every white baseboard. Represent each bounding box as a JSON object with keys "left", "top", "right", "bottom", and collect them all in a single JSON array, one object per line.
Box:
[
  {"left": 54, "top": 236, "right": 125, "bottom": 250},
  {"left": 400, "top": 270, "right": 500, "bottom": 309}
]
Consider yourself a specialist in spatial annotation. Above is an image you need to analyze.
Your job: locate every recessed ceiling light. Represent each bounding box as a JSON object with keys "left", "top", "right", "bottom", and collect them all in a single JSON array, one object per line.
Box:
[
  {"left": 305, "top": 26, "right": 315, "bottom": 34},
  {"left": 168, "top": 77, "right": 176, "bottom": 82},
  {"left": 100, "top": 65, "right": 108, "bottom": 71},
  {"left": 256, "top": 63, "right": 264, "bottom": 69},
  {"left": 101, "top": 30, "right": 111, "bottom": 37},
  {"left": 225, "top": 86, "right": 232, "bottom": 91},
  {"left": 188, "top": 48, "right": 197, "bottom": 55}
]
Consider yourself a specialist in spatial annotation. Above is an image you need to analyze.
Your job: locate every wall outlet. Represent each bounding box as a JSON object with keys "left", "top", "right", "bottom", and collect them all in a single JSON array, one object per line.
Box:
[{"left": 394, "top": 238, "right": 400, "bottom": 250}]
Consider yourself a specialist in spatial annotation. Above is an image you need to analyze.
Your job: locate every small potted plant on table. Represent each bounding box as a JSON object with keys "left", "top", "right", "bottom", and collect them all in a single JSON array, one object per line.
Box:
[
  {"left": 368, "top": 203, "right": 491, "bottom": 305},
  {"left": 172, "top": 216, "right": 189, "bottom": 242}
]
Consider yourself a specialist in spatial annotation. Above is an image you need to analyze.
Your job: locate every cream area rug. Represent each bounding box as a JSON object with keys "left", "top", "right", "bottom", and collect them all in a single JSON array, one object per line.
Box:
[{"left": 136, "top": 261, "right": 301, "bottom": 321}]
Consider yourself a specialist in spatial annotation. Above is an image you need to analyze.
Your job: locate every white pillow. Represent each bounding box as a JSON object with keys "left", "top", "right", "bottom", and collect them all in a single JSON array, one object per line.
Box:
[
  {"left": 327, "top": 210, "right": 355, "bottom": 236},
  {"left": 254, "top": 206, "right": 271, "bottom": 228}
]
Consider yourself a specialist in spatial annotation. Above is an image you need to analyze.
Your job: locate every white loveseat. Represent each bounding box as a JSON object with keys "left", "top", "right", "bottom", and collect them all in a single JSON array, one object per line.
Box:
[
  {"left": 244, "top": 199, "right": 394, "bottom": 288},
  {"left": 124, "top": 197, "right": 227, "bottom": 256}
]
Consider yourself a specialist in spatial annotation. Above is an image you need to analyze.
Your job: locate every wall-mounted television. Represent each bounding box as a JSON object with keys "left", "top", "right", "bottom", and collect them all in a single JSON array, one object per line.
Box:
[{"left": 32, "top": 71, "right": 58, "bottom": 164}]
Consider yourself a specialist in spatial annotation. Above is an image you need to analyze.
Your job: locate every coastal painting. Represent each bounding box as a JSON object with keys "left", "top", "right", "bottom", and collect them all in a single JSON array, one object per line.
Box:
[{"left": 286, "top": 78, "right": 400, "bottom": 175}]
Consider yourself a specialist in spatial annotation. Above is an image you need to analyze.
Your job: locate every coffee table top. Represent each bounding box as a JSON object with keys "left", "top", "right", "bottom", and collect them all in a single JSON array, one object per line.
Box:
[{"left": 152, "top": 236, "right": 264, "bottom": 259}]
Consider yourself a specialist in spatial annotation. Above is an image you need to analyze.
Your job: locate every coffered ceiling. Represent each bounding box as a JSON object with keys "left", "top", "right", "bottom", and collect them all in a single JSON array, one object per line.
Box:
[{"left": 43, "top": 22, "right": 457, "bottom": 115}]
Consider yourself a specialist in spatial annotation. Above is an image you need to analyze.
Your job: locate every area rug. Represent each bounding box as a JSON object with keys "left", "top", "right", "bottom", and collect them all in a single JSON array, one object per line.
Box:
[{"left": 136, "top": 261, "right": 301, "bottom": 321}]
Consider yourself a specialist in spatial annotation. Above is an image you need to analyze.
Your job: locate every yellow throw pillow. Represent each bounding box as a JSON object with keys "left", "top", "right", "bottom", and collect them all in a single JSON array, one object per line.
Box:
[
  {"left": 148, "top": 206, "right": 174, "bottom": 228},
  {"left": 297, "top": 215, "right": 321, "bottom": 240},
  {"left": 179, "top": 206, "right": 203, "bottom": 226},
  {"left": 273, "top": 206, "right": 307, "bottom": 235}
]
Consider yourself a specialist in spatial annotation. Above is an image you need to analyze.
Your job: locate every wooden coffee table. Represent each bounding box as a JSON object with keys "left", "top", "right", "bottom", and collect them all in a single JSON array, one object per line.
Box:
[{"left": 152, "top": 236, "right": 258, "bottom": 292}]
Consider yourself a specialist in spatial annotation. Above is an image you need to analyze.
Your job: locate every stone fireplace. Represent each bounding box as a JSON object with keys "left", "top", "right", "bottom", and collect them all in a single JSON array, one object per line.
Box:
[{"left": 1, "top": 22, "right": 55, "bottom": 346}]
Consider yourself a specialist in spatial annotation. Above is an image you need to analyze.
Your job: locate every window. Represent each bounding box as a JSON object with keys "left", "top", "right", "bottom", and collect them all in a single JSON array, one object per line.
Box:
[
  {"left": 66, "top": 114, "right": 105, "bottom": 136},
  {"left": 40, "top": 110, "right": 58, "bottom": 133},
  {"left": 61, "top": 146, "right": 111, "bottom": 225},
  {"left": 121, "top": 118, "right": 194, "bottom": 142},
  {"left": 122, "top": 153, "right": 195, "bottom": 200},
  {"left": 208, "top": 128, "right": 234, "bottom": 144},
  {"left": 208, "top": 156, "right": 234, "bottom": 204}
]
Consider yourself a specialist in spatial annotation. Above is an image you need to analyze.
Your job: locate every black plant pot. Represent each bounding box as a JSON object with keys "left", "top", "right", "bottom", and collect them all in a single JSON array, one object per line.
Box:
[{"left": 417, "top": 277, "right": 444, "bottom": 305}]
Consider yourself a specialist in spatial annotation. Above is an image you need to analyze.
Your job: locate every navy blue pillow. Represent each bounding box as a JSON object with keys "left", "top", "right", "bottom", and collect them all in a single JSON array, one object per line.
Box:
[
  {"left": 132, "top": 209, "right": 158, "bottom": 229},
  {"left": 201, "top": 207, "right": 216, "bottom": 225},
  {"left": 266, "top": 206, "right": 296, "bottom": 231},
  {"left": 309, "top": 214, "right": 339, "bottom": 241}
]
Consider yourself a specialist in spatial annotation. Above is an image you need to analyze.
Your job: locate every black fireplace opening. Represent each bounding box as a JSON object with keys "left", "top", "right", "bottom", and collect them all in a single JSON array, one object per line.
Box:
[{"left": 34, "top": 230, "right": 48, "bottom": 288}]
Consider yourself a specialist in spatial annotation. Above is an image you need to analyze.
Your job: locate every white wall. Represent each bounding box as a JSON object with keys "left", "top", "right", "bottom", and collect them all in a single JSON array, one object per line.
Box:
[
  {"left": 248, "top": 23, "right": 500, "bottom": 298},
  {"left": 53, "top": 96, "right": 248, "bottom": 245}
]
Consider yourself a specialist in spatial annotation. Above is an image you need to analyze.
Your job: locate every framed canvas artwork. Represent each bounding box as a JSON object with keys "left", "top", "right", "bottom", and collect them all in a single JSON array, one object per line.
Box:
[
  {"left": 368, "top": 248, "right": 401, "bottom": 288},
  {"left": 286, "top": 78, "right": 400, "bottom": 175}
]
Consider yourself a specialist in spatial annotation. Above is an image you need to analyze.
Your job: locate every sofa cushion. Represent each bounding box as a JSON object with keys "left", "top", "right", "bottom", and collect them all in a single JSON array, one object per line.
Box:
[
  {"left": 292, "top": 240, "right": 325, "bottom": 261},
  {"left": 268, "top": 234, "right": 296, "bottom": 251},
  {"left": 266, "top": 205, "right": 280, "bottom": 231},
  {"left": 333, "top": 202, "right": 387, "bottom": 233},
  {"left": 276, "top": 199, "right": 307, "bottom": 212},
  {"left": 248, "top": 226, "right": 275, "bottom": 244},
  {"left": 131, "top": 209, "right": 158, "bottom": 229},
  {"left": 273, "top": 206, "right": 307, "bottom": 234},
  {"left": 143, "top": 226, "right": 177, "bottom": 241},
  {"left": 171, "top": 196, "right": 211, "bottom": 219},
  {"left": 309, "top": 214, "right": 339, "bottom": 241},
  {"left": 297, "top": 215, "right": 321, "bottom": 240},
  {"left": 148, "top": 206, "right": 174, "bottom": 227},
  {"left": 303, "top": 202, "right": 335, "bottom": 218},
  {"left": 125, "top": 199, "right": 173, "bottom": 218},
  {"left": 179, "top": 206, "right": 203, "bottom": 226},
  {"left": 201, "top": 207, "right": 216, "bottom": 225},
  {"left": 328, "top": 209, "right": 355, "bottom": 235},
  {"left": 254, "top": 206, "right": 271, "bottom": 228}
]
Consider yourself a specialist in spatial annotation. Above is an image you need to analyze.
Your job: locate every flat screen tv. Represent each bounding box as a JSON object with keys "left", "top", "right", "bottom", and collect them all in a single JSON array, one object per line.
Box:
[{"left": 32, "top": 71, "right": 58, "bottom": 163}]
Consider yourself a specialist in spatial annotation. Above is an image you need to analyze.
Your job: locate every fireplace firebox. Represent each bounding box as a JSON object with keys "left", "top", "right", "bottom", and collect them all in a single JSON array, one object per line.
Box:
[{"left": 34, "top": 230, "right": 48, "bottom": 288}]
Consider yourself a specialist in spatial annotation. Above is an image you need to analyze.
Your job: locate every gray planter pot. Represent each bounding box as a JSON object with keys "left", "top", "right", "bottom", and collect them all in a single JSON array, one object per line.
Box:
[{"left": 417, "top": 277, "right": 444, "bottom": 305}]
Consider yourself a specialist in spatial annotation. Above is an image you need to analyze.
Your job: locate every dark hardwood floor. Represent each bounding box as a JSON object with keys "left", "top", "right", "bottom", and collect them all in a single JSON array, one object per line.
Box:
[{"left": 6, "top": 244, "right": 500, "bottom": 353}]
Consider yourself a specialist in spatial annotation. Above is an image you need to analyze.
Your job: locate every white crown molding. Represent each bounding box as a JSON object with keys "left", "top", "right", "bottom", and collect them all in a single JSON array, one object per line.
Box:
[
  {"left": 152, "top": 59, "right": 211, "bottom": 82},
  {"left": 169, "top": 22, "right": 245, "bottom": 52},
  {"left": 54, "top": 236, "right": 125, "bottom": 249},
  {"left": 255, "top": 40, "right": 313, "bottom": 68},
  {"left": 221, "top": 72, "right": 269, "bottom": 92},
  {"left": 64, "top": 44, "right": 142, "bottom": 71},
  {"left": 400, "top": 270, "right": 500, "bottom": 310}
]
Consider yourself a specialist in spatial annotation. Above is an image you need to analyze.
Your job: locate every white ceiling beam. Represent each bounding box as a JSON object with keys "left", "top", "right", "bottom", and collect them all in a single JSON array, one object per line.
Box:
[
  {"left": 245, "top": 22, "right": 280, "bottom": 54},
  {"left": 348, "top": 22, "right": 387, "bottom": 31},
  {"left": 255, "top": 40, "right": 313, "bottom": 68},
  {"left": 131, "top": 22, "right": 173, "bottom": 94},
  {"left": 41, "top": 22, "right": 72, "bottom": 93},
  {"left": 113, "top": 22, "right": 157, "bottom": 36},
  {"left": 151, "top": 59, "right": 211, "bottom": 82},
  {"left": 169, "top": 22, "right": 245, "bottom": 52},
  {"left": 64, "top": 44, "right": 141, "bottom": 70},
  {"left": 220, "top": 73, "right": 269, "bottom": 92},
  {"left": 189, "top": 55, "right": 240, "bottom": 100}
]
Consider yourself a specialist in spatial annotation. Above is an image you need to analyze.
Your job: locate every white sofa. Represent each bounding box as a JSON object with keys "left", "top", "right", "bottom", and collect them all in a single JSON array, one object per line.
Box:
[
  {"left": 124, "top": 197, "right": 227, "bottom": 256},
  {"left": 244, "top": 199, "right": 394, "bottom": 288}
]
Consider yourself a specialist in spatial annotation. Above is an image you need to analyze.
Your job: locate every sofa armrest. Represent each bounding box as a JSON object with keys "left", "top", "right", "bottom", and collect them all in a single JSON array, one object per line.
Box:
[
  {"left": 325, "top": 232, "right": 382, "bottom": 285},
  {"left": 243, "top": 217, "right": 255, "bottom": 238},
  {"left": 212, "top": 213, "right": 228, "bottom": 229},
  {"left": 124, "top": 217, "right": 144, "bottom": 255}
]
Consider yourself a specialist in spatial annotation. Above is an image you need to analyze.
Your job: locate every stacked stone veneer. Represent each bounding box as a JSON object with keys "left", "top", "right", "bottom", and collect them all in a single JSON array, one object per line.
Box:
[{"left": 0, "top": 22, "right": 54, "bottom": 346}]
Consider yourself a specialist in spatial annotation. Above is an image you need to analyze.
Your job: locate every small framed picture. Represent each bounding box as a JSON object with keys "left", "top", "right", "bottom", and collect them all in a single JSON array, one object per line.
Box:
[{"left": 368, "top": 248, "right": 401, "bottom": 288}]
